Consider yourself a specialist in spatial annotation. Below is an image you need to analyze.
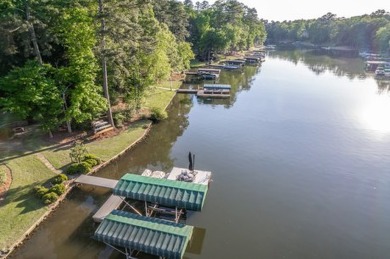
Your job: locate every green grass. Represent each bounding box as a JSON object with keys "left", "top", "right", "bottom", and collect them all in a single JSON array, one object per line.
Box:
[
  {"left": 190, "top": 59, "right": 206, "bottom": 68},
  {"left": 0, "top": 155, "right": 54, "bottom": 250},
  {"left": 145, "top": 80, "right": 182, "bottom": 110},
  {"left": 86, "top": 120, "right": 151, "bottom": 160}
]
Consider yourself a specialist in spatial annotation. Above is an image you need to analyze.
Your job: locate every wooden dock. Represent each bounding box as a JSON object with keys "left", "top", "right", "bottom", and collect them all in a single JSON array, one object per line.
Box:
[
  {"left": 185, "top": 71, "right": 199, "bottom": 75},
  {"left": 75, "top": 175, "right": 118, "bottom": 189},
  {"left": 176, "top": 89, "right": 198, "bottom": 94},
  {"left": 196, "top": 90, "right": 230, "bottom": 98},
  {"left": 93, "top": 194, "right": 124, "bottom": 223}
]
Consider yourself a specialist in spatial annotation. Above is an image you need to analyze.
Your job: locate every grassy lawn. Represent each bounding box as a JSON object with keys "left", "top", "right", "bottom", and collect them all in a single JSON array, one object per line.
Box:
[
  {"left": 145, "top": 80, "right": 182, "bottom": 110},
  {"left": 0, "top": 155, "right": 55, "bottom": 250},
  {"left": 0, "top": 79, "right": 180, "bottom": 251},
  {"left": 43, "top": 120, "right": 151, "bottom": 168}
]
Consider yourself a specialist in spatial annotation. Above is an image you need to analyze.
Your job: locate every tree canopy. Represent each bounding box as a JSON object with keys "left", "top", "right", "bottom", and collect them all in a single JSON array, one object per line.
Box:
[{"left": 265, "top": 10, "right": 390, "bottom": 53}]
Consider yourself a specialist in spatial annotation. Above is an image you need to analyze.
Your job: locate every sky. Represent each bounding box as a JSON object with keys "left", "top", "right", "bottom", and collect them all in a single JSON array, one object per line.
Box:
[{"left": 203, "top": 0, "right": 389, "bottom": 21}]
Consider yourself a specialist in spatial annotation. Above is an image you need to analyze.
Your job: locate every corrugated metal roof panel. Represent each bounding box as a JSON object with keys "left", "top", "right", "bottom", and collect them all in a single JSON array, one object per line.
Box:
[
  {"left": 94, "top": 210, "right": 193, "bottom": 259},
  {"left": 203, "top": 84, "right": 231, "bottom": 90},
  {"left": 113, "top": 174, "right": 208, "bottom": 211}
]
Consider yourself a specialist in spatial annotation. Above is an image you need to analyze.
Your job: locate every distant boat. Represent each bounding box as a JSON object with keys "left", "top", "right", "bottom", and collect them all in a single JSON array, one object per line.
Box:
[
  {"left": 375, "top": 67, "right": 385, "bottom": 76},
  {"left": 197, "top": 68, "right": 221, "bottom": 80}
]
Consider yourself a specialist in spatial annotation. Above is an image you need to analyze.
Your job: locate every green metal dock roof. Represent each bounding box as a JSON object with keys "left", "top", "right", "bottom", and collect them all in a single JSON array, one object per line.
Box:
[
  {"left": 94, "top": 210, "right": 193, "bottom": 259},
  {"left": 113, "top": 174, "right": 208, "bottom": 211},
  {"left": 203, "top": 84, "right": 231, "bottom": 90}
]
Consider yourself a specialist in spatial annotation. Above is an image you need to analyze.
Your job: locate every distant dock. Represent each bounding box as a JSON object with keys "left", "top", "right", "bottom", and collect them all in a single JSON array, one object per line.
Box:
[{"left": 176, "top": 84, "right": 231, "bottom": 98}]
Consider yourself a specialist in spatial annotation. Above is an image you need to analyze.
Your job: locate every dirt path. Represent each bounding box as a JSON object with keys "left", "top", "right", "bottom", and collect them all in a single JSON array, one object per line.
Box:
[{"left": 36, "top": 153, "right": 62, "bottom": 175}]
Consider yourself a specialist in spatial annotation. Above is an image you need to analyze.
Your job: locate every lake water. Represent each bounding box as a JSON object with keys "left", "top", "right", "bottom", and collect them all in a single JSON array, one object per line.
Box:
[{"left": 12, "top": 50, "right": 390, "bottom": 259}]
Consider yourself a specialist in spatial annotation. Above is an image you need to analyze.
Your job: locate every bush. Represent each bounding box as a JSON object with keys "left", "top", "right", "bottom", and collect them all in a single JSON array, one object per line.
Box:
[
  {"left": 50, "top": 183, "right": 66, "bottom": 196},
  {"left": 66, "top": 163, "right": 80, "bottom": 175},
  {"left": 113, "top": 112, "right": 125, "bottom": 127},
  {"left": 34, "top": 185, "right": 49, "bottom": 198},
  {"left": 52, "top": 174, "right": 68, "bottom": 184},
  {"left": 66, "top": 162, "right": 91, "bottom": 175},
  {"left": 83, "top": 154, "right": 101, "bottom": 164},
  {"left": 150, "top": 107, "right": 168, "bottom": 122},
  {"left": 42, "top": 192, "right": 59, "bottom": 204},
  {"left": 84, "top": 159, "right": 98, "bottom": 167},
  {"left": 79, "top": 162, "right": 92, "bottom": 174}
]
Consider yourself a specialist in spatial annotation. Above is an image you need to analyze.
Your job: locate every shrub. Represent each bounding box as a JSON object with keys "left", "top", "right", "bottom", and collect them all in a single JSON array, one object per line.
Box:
[
  {"left": 79, "top": 162, "right": 92, "bottom": 174},
  {"left": 113, "top": 112, "right": 125, "bottom": 127},
  {"left": 52, "top": 174, "right": 68, "bottom": 184},
  {"left": 34, "top": 185, "right": 49, "bottom": 198},
  {"left": 69, "top": 141, "right": 88, "bottom": 164},
  {"left": 66, "top": 163, "right": 80, "bottom": 175},
  {"left": 150, "top": 107, "right": 168, "bottom": 122},
  {"left": 50, "top": 183, "right": 66, "bottom": 196},
  {"left": 84, "top": 159, "right": 98, "bottom": 167},
  {"left": 42, "top": 192, "right": 59, "bottom": 204},
  {"left": 66, "top": 162, "right": 91, "bottom": 175},
  {"left": 83, "top": 154, "right": 101, "bottom": 164}
]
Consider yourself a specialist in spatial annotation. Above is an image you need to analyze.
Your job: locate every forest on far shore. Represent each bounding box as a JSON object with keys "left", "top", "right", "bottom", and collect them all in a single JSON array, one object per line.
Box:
[{"left": 265, "top": 10, "right": 390, "bottom": 53}]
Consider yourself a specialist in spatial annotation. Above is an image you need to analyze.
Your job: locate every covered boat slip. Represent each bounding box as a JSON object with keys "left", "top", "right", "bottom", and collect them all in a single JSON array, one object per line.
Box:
[
  {"left": 113, "top": 174, "right": 208, "bottom": 212},
  {"left": 95, "top": 210, "right": 193, "bottom": 259},
  {"left": 197, "top": 84, "right": 231, "bottom": 98}
]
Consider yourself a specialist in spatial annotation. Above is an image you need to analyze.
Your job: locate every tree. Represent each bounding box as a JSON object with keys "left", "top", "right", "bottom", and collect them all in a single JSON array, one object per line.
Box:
[
  {"left": 69, "top": 141, "right": 88, "bottom": 164},
  {"left": 0, "top": 60, "right": 62, "bottom": 137},
  {"left": 56, "top": 3, "right": 108, "bottom": 131}
]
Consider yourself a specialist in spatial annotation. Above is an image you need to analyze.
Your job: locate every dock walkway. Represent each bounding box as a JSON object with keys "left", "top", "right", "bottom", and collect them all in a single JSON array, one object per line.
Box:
[
  {"left": 75, "top": 175, "right": 118, "bottom": 189},
  {"left": 93, "top": 194, "right": 124, "bottom": 223}
]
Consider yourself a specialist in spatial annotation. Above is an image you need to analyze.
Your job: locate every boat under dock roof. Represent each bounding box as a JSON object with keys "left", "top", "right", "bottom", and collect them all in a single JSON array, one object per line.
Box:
[{"left": 94, "top": 210, "right": 193, "bottom": 259}]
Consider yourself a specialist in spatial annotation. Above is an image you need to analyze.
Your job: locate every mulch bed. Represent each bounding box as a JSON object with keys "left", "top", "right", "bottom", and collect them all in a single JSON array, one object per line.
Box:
[{"left": 0, "top": 164, "right": 12, "bottom": 206}]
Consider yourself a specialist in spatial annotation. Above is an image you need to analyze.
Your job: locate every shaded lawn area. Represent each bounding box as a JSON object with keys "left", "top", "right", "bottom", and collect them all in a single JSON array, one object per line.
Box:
[
  {"left": 44, "top": 120, "right": 151, "bottom": 168},
  {"left": 0, "top": 155, "right": 55, "bottom": 250}
]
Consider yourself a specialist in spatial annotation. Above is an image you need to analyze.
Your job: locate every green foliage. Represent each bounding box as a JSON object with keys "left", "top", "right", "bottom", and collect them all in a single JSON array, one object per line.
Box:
[
  {"left": 83, "top": 159, "right": 98, "bottom": 167},
  {"left": 83, "top": 154, "right": 101, "bottom": 164},
  {"left": 186, "top": 0, "right": 266, "bottom": 61},
  {"left": 49, "top": 183, "right": 66, "bottom": 196},
  {"left": 150, "top": 107, "right": 168, "bottom": 122},
  {"left": 265, "top": 10, "right": 390, "bottom": 53},
  {"left": 42, "top": 192, "right": 59, "bottom": 205},
  {"left": 52, "top": 174, "right": 68, "bottom": 184},
  {"left": 79, "top": 162, "right": 92, "bottom": 174},
  {"left": 69, "top": 141, "right": 88, "bottom": 164},
  {"left": 113, "top": 112, "right": 126, "bottom": 128},
  {"left": 65, "top": 162, "right": 91, "bottom": 175},
  {"left": 57, "top": 5, "right": 108, "bottom": 125},
  {"left": 0, "top": 61, "right": 63, "bottom": 133},
  {"left": 34, "top": 185, "right": 49, "bottom": 198}
]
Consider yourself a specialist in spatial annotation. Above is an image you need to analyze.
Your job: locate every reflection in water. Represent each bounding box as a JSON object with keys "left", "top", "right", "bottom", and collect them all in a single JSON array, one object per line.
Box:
[
  {"left": 269, "top": 50, "right": 367, "bottom": 79},
  {"left": 190, "top": 65, "right": 260, "bottom": 108},
  {"left": 358, "top": 94, "right": 390, "bottom": 134},
  {"left": 375, "top": 79, "right": 390, "bottom": 94}
]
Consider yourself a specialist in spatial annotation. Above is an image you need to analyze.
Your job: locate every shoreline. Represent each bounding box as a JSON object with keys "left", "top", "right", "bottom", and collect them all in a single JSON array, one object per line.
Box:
[{"left": 1, "top": 87, "right": 179, "bottom": 258}]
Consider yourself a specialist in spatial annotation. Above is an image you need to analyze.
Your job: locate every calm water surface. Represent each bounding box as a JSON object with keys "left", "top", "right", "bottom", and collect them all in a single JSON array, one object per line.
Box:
[{"left": 13, "top": 50, "right": 390, "bottom": 259}]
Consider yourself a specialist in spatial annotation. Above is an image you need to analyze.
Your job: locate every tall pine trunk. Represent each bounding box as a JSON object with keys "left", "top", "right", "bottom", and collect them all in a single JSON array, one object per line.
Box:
[{"left": 99, "top": 0, "right": 115, "bottom": 128}]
